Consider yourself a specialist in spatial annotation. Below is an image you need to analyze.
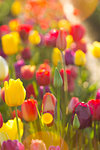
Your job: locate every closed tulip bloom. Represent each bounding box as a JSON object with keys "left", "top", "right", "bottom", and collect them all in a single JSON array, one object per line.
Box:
[
  {"left": 29, "top": 30, "right": 41, "bottom": 45},
  {"left": 1, "top": 140, "right": 24, "bottom": 150},
  {"left": 66, "top": 35, "right": 73, "bottom": 49},
  {"left": 30, "top": 139, "right": 47, "bottom": 150},
  {"left": 9, "top": 19, "right": 20, "bottom": 31},
  {"left": 21, "top": 48, "right": 31, "bottom": 60},
  {"left": 52, "top": 48, "right": 62, "bottom": 66},
  {"left": 11, "top": 1, "right": 22, "bottom": 16},
  {"left": 1, "top": 32, "right": 20, "bottom": 55},
  {"left": 4, "top": 79, "right": 26, "bottom": 107},
  {"left": 75, "top": 50, "right": 86, "bottom": 66},
  {"left": 72, "top": 102, "right": 92, "bottom": 129},
  {"left": 88, "top": 99, "right": 100, "bottom": 121},
  {"left": 21, "top": 99, "right": 38, "bottom": 122},
  {"left": 0, "top": 56, "right": 9, "bottom": 81},
  {"left": 58, "top": 19, "right": 70, "bottom": 31},
  {"left": 68, "top": 97, "right": 79, "bottom": 113},
  {"left": 92, "top": 41, "right": 100, "bottom": 58},
  {"left": 65, "top": 49, "right": 74, "bottom": 65},
  {"left": 26, "top": 84, "right": 36, "bottom": 99},
  {"left": 56, "top": 29, "right": 67, "bottom": 51},
  {"left": 70, "top": 24, "right": 85, "bottom": 42},
  {"left": 21, "top": 65, "right": 36, "bottom": 80}
]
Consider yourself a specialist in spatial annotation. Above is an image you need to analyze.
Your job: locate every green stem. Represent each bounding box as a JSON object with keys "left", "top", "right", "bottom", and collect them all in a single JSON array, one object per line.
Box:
[
  {"left": 93, "top": 121, "right": 98, "bottom": 150},
  {"left": 15, "top": 107, "right": 21, "bottom": 142},
  {"left": 57, "top": 87, "right": 61, "bottom": 134}
]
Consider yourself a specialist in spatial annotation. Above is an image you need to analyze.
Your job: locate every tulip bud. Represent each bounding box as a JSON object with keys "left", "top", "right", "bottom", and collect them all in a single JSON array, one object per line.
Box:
[
  {"left": 58, "top": 19, "right": 70, "bottom": 31},
  {"left": 21, "top": 65, "right": 35, "bottom": 80},
  {"left": 96, "top": 89, "right": 100, "bottom": 99},
  {"left": 11, "top": 1, "right": 22, "bottom": 16},
  {"left": 73, "top": 114, "right": 80, "bottom": 129},
  {"left": 65, "top": 49, "right": 74, "bottom": 65},
  {"left": 56, "top": 29, "right": 67, "bottom": 51},
  {"left": 21, "top": 99, "right": 38, "bottom": 122},
  {"left": 1, "top": 140, "right": 24, "bottom": 150},
  {"left": 70, "top": 24, "right": 85, "bottom": 41},
  {"left": 0, "top": 56, "right": 8, "bottom": 81},
  {"left": 9, "top": 19, "right": 20, "bottom": 31},
  {"left": 0, "top": 113, "right": 3, "bottom": 128},
  {"left": 74, "top": 50, "right": 86, "bottom": 66},
  {"left": 29, "top": 30, "right": 41, "bottom": 45},
  {"left": 54, "top": 68, "right": 63, "bottom": 88},
  {"left": 68, "top": 97, "right": 79, "bottom": 113},
  {"left": 30, "top": 139, "right": 47, "bottom": 150},
  {"left": 66, "top": 35, "right": 73, "bottom": 49},
  {"left": 92, "top": 41, "right": 100, "bottom": 58}
]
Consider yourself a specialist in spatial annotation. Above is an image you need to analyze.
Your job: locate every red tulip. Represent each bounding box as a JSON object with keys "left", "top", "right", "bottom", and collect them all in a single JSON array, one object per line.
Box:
[
  {"left": 21, "top": 47, "right": 31, "bottom": 60},
  {"left": 26, "top": 84, "right": 36, "bottom": 99},
  {"left": 56, "top": 29, "right": 67, "bottom": 51},
  {"left": 96, "top": 89, "right": 100, "bottom": 99},
  {"left": 21, "top": 99, "right": 38, "bottom": 122},
  {"left": 68, "top": 97, "right": 79, "bottom": 112},
  {"left": 70, "top": 24, "right": 85, "bottom": 42},
  {"left": 88, "top": 99, "right": 100, "bottom": 121},
  {"left": 21, "top": 65, "right": 35, "bottom": 80},
  {"left": 36, "top": 63, "right": 50, "bottom": 86},
  {"left": 42, "top": 93, "right": 57, "bottom": 115}
]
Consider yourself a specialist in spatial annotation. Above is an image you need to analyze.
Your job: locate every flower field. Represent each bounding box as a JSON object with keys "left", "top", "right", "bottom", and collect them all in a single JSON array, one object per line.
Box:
[{"left": 0, "top": 0, "right": 100, "bottom": 149}]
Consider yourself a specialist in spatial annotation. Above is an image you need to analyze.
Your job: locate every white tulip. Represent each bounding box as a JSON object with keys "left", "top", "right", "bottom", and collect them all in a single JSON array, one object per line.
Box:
[{"left": 0, "top": 56, "right": 9, "bottom": 80}]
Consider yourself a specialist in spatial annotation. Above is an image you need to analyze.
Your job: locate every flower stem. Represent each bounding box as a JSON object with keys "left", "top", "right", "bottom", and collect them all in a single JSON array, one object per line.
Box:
[
  {"left": 15, "top": 107, "right": 21, "bottom": 142},
  {"left": 57, "top": 87, "right": 61, "bottom": 130}
]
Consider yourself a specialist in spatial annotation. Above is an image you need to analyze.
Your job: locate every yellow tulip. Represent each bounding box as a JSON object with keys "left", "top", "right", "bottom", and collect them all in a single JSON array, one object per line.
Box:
[
  {"left": 66, "top": 35, "right": 73, "bottom": 49},
  {"left": 29, "top": 30, "right": 41, "bottom": 45},
  {"left": 0, "top": 56, "right": 9, "bottom": 81},
  {"left": 11, "top": 1, "right": 22, "bottom": 16},
  {"left": 58, "top": 19, "right": 71, "bottom": 31},
  {"left": 0, "top": 118, "right": 23, "bottom": 144},
  {"left": 75, "top": 50, "right": 86, "bottom": 66},
  {"left": 92, "top": 41, "right": 100, "bottom": 58},
  {"left": 1, "top": 32, "right": 20, "bottom": 55},
  {"left": 9, "top": 19, "right": 19, "bottom": 31},
  {"left": 52, "top": 48, "right": 62, "bottom": 66},
  {"left": 4, "top": 79, "right": 26, "bottom": 107}
]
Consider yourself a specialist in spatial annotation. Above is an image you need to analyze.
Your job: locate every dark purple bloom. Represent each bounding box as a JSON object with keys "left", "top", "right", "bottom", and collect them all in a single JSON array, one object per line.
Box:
[
  {"left": 45, "top": 86, "right": 51, "bottom": 93},
  {"left": 39, "top": 86, "right": 44, "bottom": 99},
  {"left": 21, "top": 48, "right": 32, "bottom": 60},
  {"left": 14, "top": 59, "right": 25, "bottom": 78},
  {"left": 65, "top": 49, "right": 74, "bottom": 65},
  {"left": 72, "top": 102, "right": 92, "bottom": 129},
  {"left": 1, "top": 140, "right": 25, "bottom": 150}
]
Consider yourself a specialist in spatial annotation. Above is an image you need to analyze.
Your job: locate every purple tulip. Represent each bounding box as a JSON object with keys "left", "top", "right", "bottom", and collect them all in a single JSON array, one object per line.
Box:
[
  {"left": 65, "top": 49, "right": 74, "bottom": 65},
  {"left": 72, "top": 102, "right": 92, "bottom": 129},
  {"left": 96, "top": 89, "right": 100, "bottom": 99},
  {"left": 14, "top": 59, "right": 25, "bottom": 78},
  {"left": 1, "top": 140, "right": 25, "bottom": 150}
]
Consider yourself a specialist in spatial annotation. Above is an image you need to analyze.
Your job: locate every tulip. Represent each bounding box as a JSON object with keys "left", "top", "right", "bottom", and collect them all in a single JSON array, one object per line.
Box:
[
  {"left": 73, "top": 114, "right": 80, "bottom": 129},
  {"left": 68, "top": 97, "right": 79, "bottom": 113},
  {"left": 29, "top": 30, "right": 41, "bottom": 45},
  {"left": 52, "top": 48, "right": 62, "bottom": 66},
  {"left": 58, "top": 19, "right": 70, "bottom": 31},
  {"left": 26, "top": 84, "right": 36, "bottom": 99},
  {"left": 56, "top": 29, "right": 67, "bottom": 51},
  {"left": 21, "top": 65, "right": 35, "bottom": 80},
  {"left": 48, "top": 145, "right": 60, "bottom": 150},
  {"left": 1, "top": 32, "right": 20, "bottom": 55},
  {"left": 21, "top": 48, "right": 31, "bottom": 60},
  {"left": 0, "top": 56, "right": 9, "bottom": 81},
  {"left": 42, "top": 93, "right": 57, "bottom": 115},
  {"left": 72, "top": 102, "right": 92, "bottom": 129},
  {"left": 11, "top": 1, "right": 22, "bottom": 16},
  {"left": 70, "top": 24, "right": 85, "bottom": 41},
  {"left": 74, "top": 50, "right": 86, "bottom": 66},
  {"left": 0, "top": 87, "right": 5, "bottom": 102},
  {"left": 14, "top": 59, "right": 25, "bottom": 79},
  {"left": 0, "top": 113, "right": 3, "bottom": 128},
  {"left": 88, "top": 99, "right": 100, "bottom": 121},
  {"left": 65, "top": 49, "right": 75, "bottom": 65},
  {"left": 9, "top": 19, "right": 20, "bottom": 31},
  {"left": 44, "top": 29, "right": 58, "bottom": 47},
  {"left": 21, "top": 99, "right": 38, "bottom": 122},
  {"left": 4, "top": 79, "right": 26, "bottom": 107},
  {"left": 36, "top": 64, "right": 50, "bottom": 86},
  {"left": 66, "top": 35, "right": 73, "bottom": 49},
  {"left": 0, "top": 25, "right": 9, "bottom": 38},
  {"left": 1, "top": 140, "right": 24, "bottom": 150},
  {"left": 30, "top": 139, "right": 47, "bottom": 150},
  {"left": 92, "top": 41, "right": 100, "bottom": 58},
  {"left": 96, "top": 89, "right": 100, "bottom": 99}
]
